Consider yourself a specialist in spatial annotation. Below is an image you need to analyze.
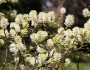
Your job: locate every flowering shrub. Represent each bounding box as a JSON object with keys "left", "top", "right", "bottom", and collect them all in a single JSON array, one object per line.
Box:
[
  {"left": 0, "top": 1, "right": 90, "bottom": 70},
  {"left": 0, "top": 0, "right": 18, "bottom": 4}
]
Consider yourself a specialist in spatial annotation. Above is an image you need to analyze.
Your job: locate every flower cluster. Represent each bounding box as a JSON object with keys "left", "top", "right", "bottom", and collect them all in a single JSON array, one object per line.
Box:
[
  {"left": 60, "top": 7, "right": 66, "bottom": 15},
  {"left": 64, "top": 14, "right": 75, "bottom": 27},
  {"left": 0, "top": 17, "right": 9, "bottom": 29},
  {"left": 83, "top": 8, "right": 90, "bottom": 17},
  {"left": 30, "top": 31, "right": 48, "bottom": 43},
  {"left": 0, "top": 0, "right": 18, "bottom": 4}
]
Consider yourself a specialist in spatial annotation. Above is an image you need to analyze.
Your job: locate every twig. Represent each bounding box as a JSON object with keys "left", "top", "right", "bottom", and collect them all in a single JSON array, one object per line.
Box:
[{"left": 76, "top": 57, "right": 80, "bottom": 70}]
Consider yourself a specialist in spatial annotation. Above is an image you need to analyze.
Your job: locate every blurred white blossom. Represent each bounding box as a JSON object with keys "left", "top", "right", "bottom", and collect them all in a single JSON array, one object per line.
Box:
[
  {"left": 83, "top": 8, "right": 90, "bottom": 17},
  {"left": 11, "top": 0, "right": 18, "bottom": 3},
  {"left": 0, "top": 29, "right": 5, "bottom": 37},
  {"left": 47, "top": 11, "right": 55, "bottom": 23},
  {"left": 84, "top": 19, "right": 90, "bottom": 30},
  {"left": 10, "top": 10, "right": 17, "bottom": 18},
  {"left": 25, "top": 56, "right": 36, "bottom": 66},
  {"left": 10, "top": 22, "right": 20, "bottom": 32},
  {"left": 47, "top": 39, "right": 54, "bottom": 47},
  {"left": 37, "top": 46, "right": 47, "bottom": 53},
  {"left": 15, "top": 35, "right": 22, "bottom": 43},
  {"left": 14, "top": 57, "right": 19, "bottom": 62},
  {"left": 38, "top": 53, "right": 48, "bottom": 64},
  {"left": 9, "top": 43, "right": 18, "bottom": 53},
  {"left": 0, "top": 39, "right": 4, "bottom": 45},
  {"left": 53, "top": 52, "right": 62, "bottom": 61},
  {"left": 0, "top": 17, "right": 9, "bottom": 29},
  {"left": 64, "top": 14, "right": 74, "bottom": 27},
  {"left": 30, "top": 31, "right": 48, "bottom": 43},
  {"left": 58, "top": 27, "right": 64, "bottom": 34},
  {"left": 38, "top": 12, "right": 47, "bottom": 23},
  {"left": 60, "top": 7, "right": 66, "bottom": 15},
  {"left": 10, "top": 29, "right": 16, "bottom": 37},
  {"left": 19, "top": 64, "right": 26, "bottom": 70},
  {"left": 65, "top": 58, "right": 70, "bottom": 64},
  {"left": 16, "top": 42, "right": 26, "bottom": 51},
  {"left": 29, "top": 10, "right": 38, "bottom": 27}
]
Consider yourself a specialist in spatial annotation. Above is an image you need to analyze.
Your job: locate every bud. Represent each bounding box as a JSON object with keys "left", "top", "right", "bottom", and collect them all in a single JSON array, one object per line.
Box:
[
  {"left": 60, "top": 7, "right": 66, "bottom": 14},
  {"left": 0, "top": 39, "right": 4, "bottom": 46}
]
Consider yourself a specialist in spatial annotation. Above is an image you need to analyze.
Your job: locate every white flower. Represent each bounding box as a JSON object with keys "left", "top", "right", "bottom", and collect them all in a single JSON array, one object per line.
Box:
[
  {"left": 53, "top": 34, "right": 64, "bottom": 44},
  {"left": 30, "top": 33, "right": 38, "bottom": 42},
  {"left": 47, "top": 11, "right": 55, "bottom": 23},
  {"left": 25, "top": 56, "right": 31, "bottom": 62},
  {"left": 0, "top": 17, "right": 9, "bottom": 29},
  {"left": 30, "top": 57, "right": 36, "bottom": 66},
  {"left": 0, "top": 0, "right": 6, "bottom": 4},
  {"left": 16, "top": 42, "right": 26, "bottom": 51},
  {"left": 0, "top": 39, "right": 4, "bottom": 45},
  {"left": 38, "top": 53, "right": 48, "bottom": 64},
  {"left": 19, "top": 64, "right": 25, "bottom": 70},
  {"left": 64, "top": 14, "right": 74, "bottom": 27},
  {"left": 53, "top": 52, "right": 62, "bottom": 61},
  {"left": 38, "top": 12, "right": 47, "bottom": 23},
  {"left": 29, "top": 10, "right": 38, "bottom": 27},
  {"left": 0, "top": 12, "right": 4, "bottom": 19},
  {"left": 25, "top": 56, "right": 36, "bottom": 66},
  {"left": 15, "top": 14, "right": 23, "bottom": 23},
  {"left": 21, "top": 29, "right": 28, "bottom": 37},
  {"left": 36, "top": 46, "right": 46, "bottom": 53},
  {"left": 10, "top": 29, "right": 16, "bottom": 37},
  {"left": 23, "top": 14, "right": 29, "bottom": 21},
  {"left": 0, "top": 29, "right": 5, "bottom": 37},
  {"left": 37, "top": 31, "right": 48, "bottom": 42},
  {"left": 22, "top": 21, "right": 29, "bottom": 28},
  {"left": 11, "top": 0, "right": 18, "bottom": 3},
  {"left": 30, "top": 31, "right": 48, "bottom": 43},
  {"left": 58, "top": 27, "right": 64, "bottom": 34},
  {"left": 47, "top": 39, "right": 54, "bottom": 47},
  {"left": 29, "top": 10, "right": 37, "bottom": 22},
  {"left": 10, "top": 10, "right": 17, "bottom": 17},
  {"left": 5, "top": 29, "right": 9, "bottom": 37},
  {"left": 0, "top": 0, "right": 3, "bottom": 4},
  {"left": 15, "top": 35, "right": 22, "bottom": 43},
  {"left": 31, "top": 21, "right": 38, "bottom": 27},
  {"left": 49, "top": 48, "right": 56, "bottom": 57},
  {"left": 83, "top": 8, "right": 90, "bottom": 17},
  {"left": 60, "top": 7, "right": 66, "bottom": 14},
  {"left": 14, "top": 57, "right": 19, "bottom": 62},
  {"left": 65, "top": 58, "right": 70, "bottom": 64},
  {"left": 72, "top": 27, "right": 81, "bottom": 36},
  {"left": 64, "top": 29, "right": 73, "bottom": 37},
  {"left": 37, "top": 31, "right": 48, "bottom": 38},
  {"left": 84, "top": 19, "right": 90, "bottom": 30},
  {"left": 10, "top": 22, "right": 20, "bottom": 32},
  {"left": 9, "top": 43, "right": 18, "bottom": 53}
]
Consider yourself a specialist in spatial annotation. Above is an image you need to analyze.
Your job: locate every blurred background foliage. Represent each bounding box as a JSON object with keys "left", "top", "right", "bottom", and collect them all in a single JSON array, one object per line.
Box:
[{"left": 0, "top": 0, "right": 42, "bottom": 13}]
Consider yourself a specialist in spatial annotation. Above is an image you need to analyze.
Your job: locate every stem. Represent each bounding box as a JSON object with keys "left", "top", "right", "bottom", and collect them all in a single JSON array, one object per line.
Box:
[
  {"left": 76, "top": 57, "right": 80, "bottom": 70},
  {"left": 14, "top": 59, "right": 20, "bottom": 70},
  {"left": 14, "top": 51, "right": 21, "bottom": 70},
  {"left": 5, "top": 48, "right": 8, "bottom": 63},
  {"left": 23, "top": 57, "right": 28, "bottom": 70}
]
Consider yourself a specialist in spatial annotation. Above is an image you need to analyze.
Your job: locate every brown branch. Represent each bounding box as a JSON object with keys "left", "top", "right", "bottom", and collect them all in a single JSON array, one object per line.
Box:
[{"left": 76, "top": 56, "right": 80, "bottom": 70}]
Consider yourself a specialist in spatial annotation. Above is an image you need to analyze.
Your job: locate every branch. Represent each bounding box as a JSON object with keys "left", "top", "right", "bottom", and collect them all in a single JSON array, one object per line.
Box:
[{"left": 76, "top": 56, "right": 80, "bottom": 70}]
